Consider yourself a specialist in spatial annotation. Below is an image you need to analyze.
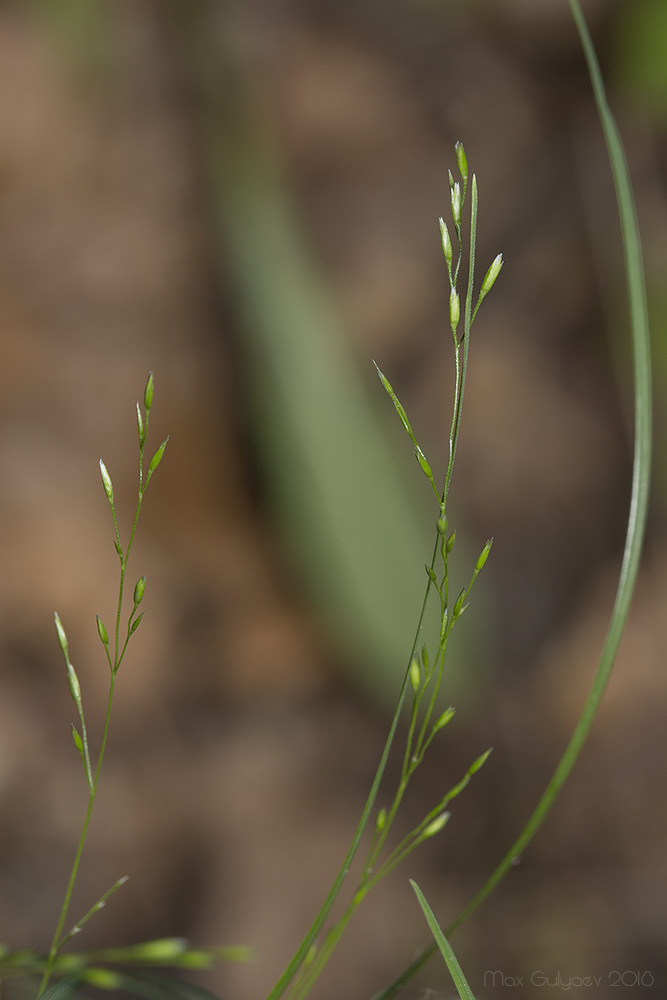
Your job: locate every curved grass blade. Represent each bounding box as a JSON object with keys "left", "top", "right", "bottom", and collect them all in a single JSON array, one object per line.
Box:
[
  {"left": 410, "top": 882, "right": 475, "bottom": 1000},
  {"left": 447, "top": 0, "right": 653, "bottom": 935}
]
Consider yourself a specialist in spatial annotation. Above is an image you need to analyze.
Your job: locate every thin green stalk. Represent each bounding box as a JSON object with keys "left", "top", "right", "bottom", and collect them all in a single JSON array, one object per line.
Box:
[
  {"left": 368, "top": 2, "right": 652, "bottom": 996},
  {"left": 289, "top": 891, "right": 365, "bottom": 1000},
  {"left": 414, "top": 627, "right": 450, "bottom": 759},
  {"left": 442, "top": 176, "right": 478, "bottom": 515},
  {"left": 113, "top": 418, "right": 148, "bottom": 673},
  {"left": 37, "top": 677, "right": 117, "bottom": 997},
  {"left": 264, "top": 562, "right": 436, "bottom": 1000}
]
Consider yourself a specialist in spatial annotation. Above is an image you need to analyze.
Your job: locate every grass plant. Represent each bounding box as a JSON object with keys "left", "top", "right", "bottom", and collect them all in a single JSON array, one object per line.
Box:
[
  {"left": 38, "top": 373, "right": 169, "bottom": 999},
  {"left": 0, "top": 375, "right": 249, "bottom": 1000}
]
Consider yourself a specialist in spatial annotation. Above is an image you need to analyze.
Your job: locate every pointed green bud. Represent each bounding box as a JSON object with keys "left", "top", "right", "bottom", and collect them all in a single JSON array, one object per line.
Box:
[
  {"left": 54, "top": 612, "right": 69, "bottom": 661},
  {"left": 423, "top": 812, "right": 450, "bottom": 839},
  {"left": 129, "top": 611, "right": 144, "bottom": 635},
  {"left": 415, "top": 446, "right": 433, "bottom": 482},
  {"left": 449, "top": 288, "right": 460, "bottom": 331},
  {"left": 148, "top": 436, "right": 169, "bottom": 475},
  {"left": 373, "top": 363, "right": 422, "bottom": 449},
  {"left": 421, "top": 644, "right": 429, "bottom": 671},
  {"left": 439, "top": 217, "right": 453, "bottom": 267},
  {"left": 425, "top": 564, "right": 437, "bottom": 584},
  {"left": 433, "top": 706, "right": 456, "bottom": 733},
  {"left": 144, "top": 371, "right": 154, "bottom": 413},
  {"left": 410, "top": 657, "right": 421, "bottom": 693},
  {"left": 96, "top": 615, "right": 109, "bottom": 648},
  {"left": 113, "top": 538, "right": 123, "bottom": 560},
  {"left": 453, "top": 587, "right": 466, "bottom": 618},
  {"left": 446, "top": 530, "right": 456, "bottom": 553},
  {"left": 133, "top": 575, "right": 146, "bottom": 606},
  {"left": 136, "top": 401, "right": 144, "bottom": 442},
  {"left": 469, "top": 747, "right": 493, "bottom": 774},
  {"left": 475, "top": 538, "right": 493, "bottom": 572},
  {"left": 66, "top": 662, "right": 82, "bottom": 705},
  {"left": 448, "top": 169, "right": 455, "bottom": 190},
  {"left": 450, "top": 182, "right": 461, "bottom": 229},
  {"left": 437, "top": 515, "right": 447, "bottom": 536},
  {"left": 99, "top": 460, "right": 114, "bottom": 503},
  {"left": 480, "top": 253, "right": 503, "bottom": 298},
  {"left": 454, "top": 141, "right": 468, "bottom": 184},
  {"left": 375, "top": 807, "right": 387, "bottom": 833},
  {"left": 71, "top": 723, "right": 84, "bottom": 755}
]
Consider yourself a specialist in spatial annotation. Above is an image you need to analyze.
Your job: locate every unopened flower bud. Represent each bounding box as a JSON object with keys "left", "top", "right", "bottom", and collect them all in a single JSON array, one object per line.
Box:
[
  {"left": 96, "top": 615, "right": 109, "bottom": 647},
  {"left": 433, "top": 706, "right": 456, "bottom": 733},
  {"left": 71, "top": 723, "right": 84, "bottom": 754},
  {"left": 67, "top": 661, "right": 82, "bottom": 705},
  {"left": 144, "top": 371, "right": 154, "bottom": 412},
  {"left": 469, "top": 748, "right": 493, "bottom": 774},
  {"left": 450, "top": 182, "right": 461, "bottom": 229},
  {"left": 480, "top": 253, "right": 503, "bottom": 298},
  {"left": 449, "top": 288, "right": 460, "bottom": 331},
  {"left": 129, "top": 612, "right": 144, "bottom": 635},
  {"left": 439, "top": 218, "right": 452, "bottom": 267},
  {"left": 54, "top": 612, "right": 69, "bottom": 660},
  {"left": 148, "top": 437, "right": 169, "bottom": 475},
  {"left": 475, "top": 538, "right": 493, "bottom": 572},
  {"left": 423, "top": 812, "right": 450, "bottom": 839},
  {"left": 99, "top": 460, "right": 114, "bottom": 503},
  {"left": 133, "top": 575, "right": 146, "bottom": 606},
  {"left": 454, "top": 141, "right": 468, "bottom": 184}
]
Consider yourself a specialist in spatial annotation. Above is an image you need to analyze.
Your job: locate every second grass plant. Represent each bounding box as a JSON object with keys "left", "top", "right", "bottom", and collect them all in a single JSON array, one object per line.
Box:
[{"left": 268, "top": 143, "right": 502, "bottom": 1000}]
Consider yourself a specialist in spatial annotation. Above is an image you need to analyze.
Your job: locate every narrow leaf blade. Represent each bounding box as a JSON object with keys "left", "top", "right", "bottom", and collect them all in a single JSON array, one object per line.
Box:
[
  {"left": 410, "top": 881, "right": 476, "bottom": 1000},
  {"left": 39, "top": 978, "right": 85, "bottom": 1000}
]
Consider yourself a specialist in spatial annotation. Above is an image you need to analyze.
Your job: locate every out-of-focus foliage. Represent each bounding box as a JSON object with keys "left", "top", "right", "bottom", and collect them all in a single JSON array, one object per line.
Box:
[{"left": 613, "top": 0, "right": 667, "bottom": 122}]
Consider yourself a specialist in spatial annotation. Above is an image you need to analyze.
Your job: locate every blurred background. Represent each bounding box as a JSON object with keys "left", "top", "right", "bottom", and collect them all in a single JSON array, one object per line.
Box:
[{"left": 0, "top": 1, "right": 666, "bottom": 998}]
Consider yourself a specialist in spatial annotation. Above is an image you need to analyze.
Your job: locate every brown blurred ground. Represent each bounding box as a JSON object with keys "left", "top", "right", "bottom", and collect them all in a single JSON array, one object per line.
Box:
[{"left": 0, "top": 2, "right": 666, "bottom": 999}]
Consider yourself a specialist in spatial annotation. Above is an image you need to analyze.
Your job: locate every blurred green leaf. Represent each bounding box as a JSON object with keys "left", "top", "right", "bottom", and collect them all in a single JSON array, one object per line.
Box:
[{"left": 613, "top": 0, "right": 667, "bottom": 120}]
